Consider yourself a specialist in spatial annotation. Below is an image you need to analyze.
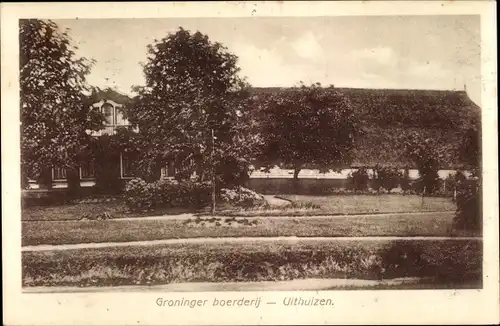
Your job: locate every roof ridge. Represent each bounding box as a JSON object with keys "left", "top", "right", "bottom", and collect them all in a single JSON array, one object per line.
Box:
[{"left": 250, "top": 86, "right": 466, "bottom": 93}]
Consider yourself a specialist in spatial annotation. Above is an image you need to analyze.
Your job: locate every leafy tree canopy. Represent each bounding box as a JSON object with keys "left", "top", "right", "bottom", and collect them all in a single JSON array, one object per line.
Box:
[
  {"left": 125, "top": 28, "right": 258, "bottom": 183},
  {"left": 257, "top": 82, "right": 359, "bottom": 178},
  {"left": 20, "top": 19, "right": 103, "bottom": 186}
]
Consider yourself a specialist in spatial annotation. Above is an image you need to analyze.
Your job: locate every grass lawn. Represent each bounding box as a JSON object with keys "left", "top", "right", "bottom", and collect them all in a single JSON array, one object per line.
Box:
[
  {"left": 22, "top": 200, "right": 129, "bottom": 221},
  {"left": 22, "top": 239, "right": 482, "bottom": 288},
  {"left": 22, "top": 194, "right": 456, "bottom": 221},
  {"left": 279, "top": 194, "right": 456, "bottom": 214},
  {"left": 21, "top": 200, "right": 229, "bottom": 221},
  {"left": 22, "top": 212, "right": 479, "bottom": 246}
]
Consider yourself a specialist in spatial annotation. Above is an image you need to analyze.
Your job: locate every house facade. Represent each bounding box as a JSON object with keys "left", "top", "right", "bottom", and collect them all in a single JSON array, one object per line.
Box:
[{"left": 27, "top": 90, "right": 174, "bottom": 190}]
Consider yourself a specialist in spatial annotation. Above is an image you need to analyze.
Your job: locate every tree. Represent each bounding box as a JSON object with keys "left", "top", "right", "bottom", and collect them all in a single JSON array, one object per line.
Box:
[
  {"left": 404, "top": 132, "right": 442, "bottom": 195},
  {"left": 20, "top": 19, "right": 103, "bottom": 194},
  {"left": 124, "top": 28, "right": 257, "bottom": 186},
  {"left": 258, "top": 83, "right": 358, "bottom": 180},
  {"left": 347, "top": 167, "right": 370, "bottom": 192},
  {"left": 373, "top": 165, "right": 403, "bottom": 193}
]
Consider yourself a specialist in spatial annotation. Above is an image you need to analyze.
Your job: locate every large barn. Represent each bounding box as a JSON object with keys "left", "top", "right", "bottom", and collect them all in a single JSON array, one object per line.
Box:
[{"left": 26, "top": 86, "right": 481, "bottom": 190}]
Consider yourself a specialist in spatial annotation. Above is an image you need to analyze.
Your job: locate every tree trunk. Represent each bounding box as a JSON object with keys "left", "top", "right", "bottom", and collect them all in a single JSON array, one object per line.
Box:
[
  {"left": 67, "top": 167, "right": 81, "bottom": 197},
  {"left": 293, "top": 167, "right": 301, "bottom": 179},
  {"left": 292, "top": 165, "right": 301, "bottom": 193}
]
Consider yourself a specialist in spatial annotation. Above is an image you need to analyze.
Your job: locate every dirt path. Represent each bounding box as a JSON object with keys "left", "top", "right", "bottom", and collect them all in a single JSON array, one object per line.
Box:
[
  {"left": 23, "top": 277, "right": 431, "bottom": 293},
  {"left": 22, "top": 235, "right": 481, "bottom": 252},
  {"left": 263, "top": 195, "right": 292, "bottom": 207}
]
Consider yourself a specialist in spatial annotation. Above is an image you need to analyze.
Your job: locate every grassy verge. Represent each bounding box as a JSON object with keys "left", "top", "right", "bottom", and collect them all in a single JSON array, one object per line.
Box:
[
  {"left": 278, "top": 194, "right": 456, "bottom": 214},
  {"left": 22, "top": 212, "right": 480, "bottom": 246},
  {"left": 22, "top": 239, "right": 482, "bottom": 288}
]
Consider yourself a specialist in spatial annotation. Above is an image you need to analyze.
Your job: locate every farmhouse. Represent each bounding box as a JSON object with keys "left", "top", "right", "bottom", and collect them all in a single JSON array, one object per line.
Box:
[{"left": 26, "top": 86, "right": 480, "bottom": 190}]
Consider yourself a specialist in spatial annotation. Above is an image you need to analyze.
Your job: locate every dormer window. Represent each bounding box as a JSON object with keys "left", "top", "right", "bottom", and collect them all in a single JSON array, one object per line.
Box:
[{"left": 90, "top": 98, "right": 131, "bottom": 136}]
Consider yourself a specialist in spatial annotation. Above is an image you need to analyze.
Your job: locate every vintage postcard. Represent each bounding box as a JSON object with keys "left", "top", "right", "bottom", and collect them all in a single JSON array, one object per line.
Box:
[{"left": 2, "top": 1, "right": 498, "bottom": 325}]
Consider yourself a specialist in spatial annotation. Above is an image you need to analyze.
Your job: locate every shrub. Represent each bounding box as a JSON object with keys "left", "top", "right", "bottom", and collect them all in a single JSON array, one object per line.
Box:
[
  {"left": 418, "top": 169, "right": 441, "bottom": 195},
  {"left": 444, "top": 171, "right": 467, "bottom": 196},
  {"left": 380, "top": 242, "right": 429, "bottom": 279},
  {"left": 404, "top": 133, "right": 442, "bottom": 195},
  {"left": 347, "top": 168, "right": 369, "bottom": 192},
  {"left": 220, "top": 186, "right": 265, "bottom": 207},
  {"left": 411, "top": 169, "right": 441, "bottom": 195},
  {"left": 453, "top": 181, "right": 481, "bottom": 231},
  {"left": 373, "top": 166, "right": 403, "bottom": 193},
  {"left": 124, "top": 178, "right": 211, "bottom": 212}
]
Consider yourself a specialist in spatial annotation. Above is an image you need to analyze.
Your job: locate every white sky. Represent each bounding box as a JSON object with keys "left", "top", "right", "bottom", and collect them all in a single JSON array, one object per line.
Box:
[{"left": 54, "top": 15, "right": 481, "bottom": 105}]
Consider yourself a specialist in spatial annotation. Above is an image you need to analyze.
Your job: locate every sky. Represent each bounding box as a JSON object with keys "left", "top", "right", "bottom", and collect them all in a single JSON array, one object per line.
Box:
[{"left": 54, "top": 15, "right": 481, "bottom": 105}]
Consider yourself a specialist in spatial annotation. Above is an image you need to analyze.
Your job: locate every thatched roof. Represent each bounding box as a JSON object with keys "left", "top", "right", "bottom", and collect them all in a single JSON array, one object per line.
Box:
[
  {"left": 251, "top": 87, "right": 481, "bottom": 169},
  {"left": 92, "top": 88, "right": 133, "bottom": 105},
  {"left": 99, "top": 87, "right": 481, "bottom": 169}
]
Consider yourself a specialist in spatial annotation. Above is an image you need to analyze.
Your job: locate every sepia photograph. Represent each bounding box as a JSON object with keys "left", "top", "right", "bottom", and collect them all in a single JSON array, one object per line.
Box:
[
  {"left": 19, "top": 13, "right": 484, "bottom": 292},
  {"left": 2, "top": 1, "right": 498, "bottom": 325}
]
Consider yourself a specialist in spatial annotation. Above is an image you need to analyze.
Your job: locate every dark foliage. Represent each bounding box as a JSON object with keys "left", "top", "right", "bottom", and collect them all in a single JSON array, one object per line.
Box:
[
  {"left": 257, "top": 83, "right": 358, "bottom": 179},
  {"left": 20, "top": 19, "right": 104, "bottom": 192},
  {"left": 347, "top": 168, "right": 370, "bottom": 192},
  {"left": 124, "top": 28, "right": 257, "bottom": 185},
  {"left": 454, "top": 182, "right": 481, "bottom": 232},
  {"left": 124, "top": 178, "right": 211, "bottom": 212},
  {"left": 373, "top": 165, "right": 403, "bottom": 193}
]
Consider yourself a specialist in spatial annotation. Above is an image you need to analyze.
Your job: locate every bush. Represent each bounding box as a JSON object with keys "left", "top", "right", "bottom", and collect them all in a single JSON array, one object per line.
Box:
[
  {"left": 347, "top": 168, "right": 369, "bottom": 192},
  {"left": 412, "top": 169, "right": 441, "bottom": 195},
  {"left": 380, "top": 242, "right": 428, "bottom": 279},
  {"left": 373, "top": 166, "right": 403, "bottom": 193},
  {"left": 124, "top": 178, "right": 211, "bottom": 212},
  {"left": 453, "top": 182, "right": 481, "bottom": 231},
  {"left": 220, "top": 186, "right": 265, "bottom": 207},
  {"left": 444, "top": 171, "right": 467, "bottom": 196}
]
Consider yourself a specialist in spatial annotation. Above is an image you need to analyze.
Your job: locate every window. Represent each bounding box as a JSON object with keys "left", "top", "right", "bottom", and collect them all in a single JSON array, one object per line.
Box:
[
  {"left": 161, "top": 160, "right": 176, "bottom": 178},
  {"left": 120, "top": 153, "right": 136, "bottom": 178},
  {"left": 53, "top": 166, "right": 67, "bottom": 180},
  {"left": 102, "top": 103, "right": 115, "bottom": 125},
  {"left": 167, "top": 160, "right": 175, "bottom": 177},
  {"left": 115, "top": 107, "right": 129, "bottom": 126},
  {"left": 80, "top": 161, "right": 95, "bottom": 179}
]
